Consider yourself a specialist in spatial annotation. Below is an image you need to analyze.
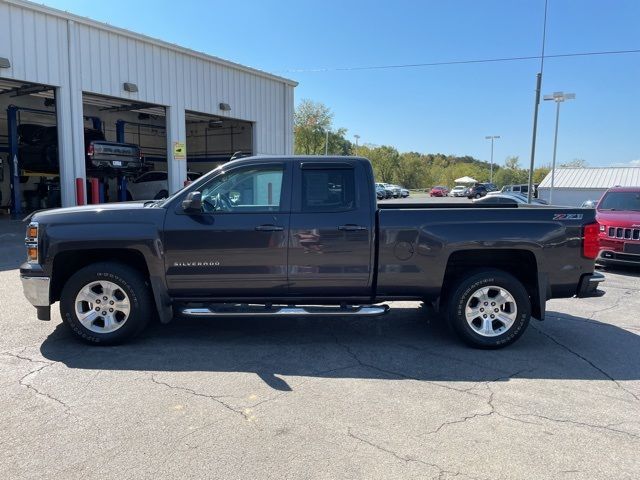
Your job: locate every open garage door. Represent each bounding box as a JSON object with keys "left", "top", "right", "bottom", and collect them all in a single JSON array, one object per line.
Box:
[
  {"left": 185, "top": 111, "right": 253, "bottom": 176},
  {"left": 81, "top": 92, "right": 167, "bottom": 203},
  {"left": 0, "top": 79, "right": 60, "bottom": 215}
]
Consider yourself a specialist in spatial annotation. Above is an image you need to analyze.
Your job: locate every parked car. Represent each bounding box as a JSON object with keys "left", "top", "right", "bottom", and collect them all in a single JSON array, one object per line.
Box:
[
  {"left": 596, "top": 186, "right": 640, "bottom": 266},
  {"left": 467, "top": 184, "right": 488, "bottom": 199},
  {"left": 481, "top": 182, "right": 498, "bottom": 192},
  {"left": 499, "top": 183, "right": 539, "bottom": 198},
  {"left": 400, "top": 187, "right": 409, "bottom": 198},
  {"left": 581, "top": 199, "right": 598, "bottom": 208},
  {"left": 384, "top": 183, "right": 402, "bottom": 198},
  {"left": 430, "top": 186, "right": 449, "bottom": 197},
  {"left": 376, "top": 182, "right": 393, "bottom": 198},
  {"left": 127, "top": 171, "right": 202, "bottom": 200},
  {"left": 17, "top": 124, "right": 143, "bottom": 175},
  {"left": 473, "top": 193, "right": 546, "bottom": 206},
  {"left": 20, "top": 155, "right": 603, "bottom": 349},
  {"left": 375, "top": 184, "right": 386, "bottom": 200},
  {"left": 450, "top": 185, "right": 469, "bottom": 197}
]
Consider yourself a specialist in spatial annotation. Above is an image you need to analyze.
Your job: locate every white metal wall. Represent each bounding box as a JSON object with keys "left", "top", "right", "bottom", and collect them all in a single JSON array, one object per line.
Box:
[
  {"left": 0, "top": 0, "right": 296, "bottom": 205},
  {"left": 538, "top": 188, "right": 605, "bottom": 207}
]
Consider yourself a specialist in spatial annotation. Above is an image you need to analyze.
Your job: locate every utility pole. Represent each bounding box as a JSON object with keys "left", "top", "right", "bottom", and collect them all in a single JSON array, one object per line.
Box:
[
  {"left": 354, "top": 134, "right": 360, "bottom": 156},
  {"left": 527, "top": 73, "right": 542, "bottom": 204},
  {"left": 543, "top": 92, "right": 575, "bottom": 204},
  {"left": 485, "top": 135, "right": 500, "bottom": 183},
  {"left": 324, "top": 129, "right": 329, "bottom": 156}
]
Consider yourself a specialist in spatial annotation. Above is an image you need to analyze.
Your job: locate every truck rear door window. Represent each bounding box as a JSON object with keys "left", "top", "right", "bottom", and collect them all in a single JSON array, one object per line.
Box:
[{"left": 302, "top": 168, "right": 355, "bottom": 212}]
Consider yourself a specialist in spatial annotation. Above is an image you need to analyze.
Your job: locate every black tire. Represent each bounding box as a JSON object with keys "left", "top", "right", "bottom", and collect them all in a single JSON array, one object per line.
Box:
[
  {"left": 474, "top": 193, "right": 481, "bottom": 199},
  {"left": 154, "top": 189, "right": 168, "bottom": 200},
  {"left": 60, "top": 262, "right": 153, "bottom": 345},
  {"left": 446, "top": 269, "right": 531, "bottom": 349}
]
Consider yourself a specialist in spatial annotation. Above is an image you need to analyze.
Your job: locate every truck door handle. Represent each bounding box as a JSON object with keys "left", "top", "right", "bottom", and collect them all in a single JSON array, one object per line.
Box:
[
  {"left": 255, "top": 224, "right": 284, "bottom": 231},
  {"left": 338, "top": 224, "right": 367, "bottom": 231}
]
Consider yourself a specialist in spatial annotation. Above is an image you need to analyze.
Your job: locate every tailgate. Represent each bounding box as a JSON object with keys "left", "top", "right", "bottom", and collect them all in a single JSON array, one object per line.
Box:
[{"left": 90, "top": 141, "right": 140, "bottom": 161}]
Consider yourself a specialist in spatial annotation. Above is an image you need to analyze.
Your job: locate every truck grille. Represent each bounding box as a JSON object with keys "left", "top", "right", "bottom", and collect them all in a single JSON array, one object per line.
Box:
[{"left": 608, "top": 226, "right": 640, "bottom": 240}]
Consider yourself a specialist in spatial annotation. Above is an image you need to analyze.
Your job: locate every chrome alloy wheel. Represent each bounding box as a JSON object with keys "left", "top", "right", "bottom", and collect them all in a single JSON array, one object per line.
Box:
[
  {"left": 74, "top": 280, "right": 131, "bottom": 333},
  {"left": 464, "top": 285, "right": 517, "bottom": 337}
]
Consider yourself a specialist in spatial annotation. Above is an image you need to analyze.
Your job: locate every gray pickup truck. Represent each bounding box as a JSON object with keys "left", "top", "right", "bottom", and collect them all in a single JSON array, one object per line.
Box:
[{"left": 20, "top": 156, "right": 604, "bottom": 348}]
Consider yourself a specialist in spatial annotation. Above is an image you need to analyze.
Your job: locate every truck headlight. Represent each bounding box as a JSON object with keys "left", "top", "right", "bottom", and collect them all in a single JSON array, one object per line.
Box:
[{"left": 25, "top": 222, "right": 39, "bottom": 263}]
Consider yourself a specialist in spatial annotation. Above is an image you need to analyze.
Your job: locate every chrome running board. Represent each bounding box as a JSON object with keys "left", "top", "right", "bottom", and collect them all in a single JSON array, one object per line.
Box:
[{"left": 179, "top": 304, "right": 390, "bottom": 317}]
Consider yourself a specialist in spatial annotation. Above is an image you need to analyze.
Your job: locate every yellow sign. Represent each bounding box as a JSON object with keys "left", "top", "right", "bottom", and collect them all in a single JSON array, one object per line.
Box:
[{"left": 173, "top": 141, "right": 186, "bottom": 160}]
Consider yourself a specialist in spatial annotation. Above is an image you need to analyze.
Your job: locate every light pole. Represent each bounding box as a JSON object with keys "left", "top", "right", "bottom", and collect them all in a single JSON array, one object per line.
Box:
[
  {"left": 485, "top": 135, "right": 500, "bottom": 183},
  {"left": 543, "top": 91, "right": 575, "bottom": 204},
  {"left": 354, "top": 134, "right": 360, "bottom": 156}
]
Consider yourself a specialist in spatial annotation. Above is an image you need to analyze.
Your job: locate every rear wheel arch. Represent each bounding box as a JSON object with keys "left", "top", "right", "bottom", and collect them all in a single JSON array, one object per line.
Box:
[
  {"left": 440, "top": 249, "right": 542, "bottom": 319},
  {"left": 446, "top": 269, "right": 532, "bottom": 348}
]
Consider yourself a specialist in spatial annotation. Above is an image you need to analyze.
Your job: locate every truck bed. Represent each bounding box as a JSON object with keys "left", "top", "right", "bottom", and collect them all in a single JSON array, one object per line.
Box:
[{"left": 375, "top": 205, "right": 596, "bottom": 310}]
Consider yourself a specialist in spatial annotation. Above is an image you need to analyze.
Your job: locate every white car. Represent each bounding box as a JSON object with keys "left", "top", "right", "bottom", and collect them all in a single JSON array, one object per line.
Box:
[
  {"left": 127, "top": 171, "right": 201, "bottom": 200},
  {"left": 450, "top": 185, "right": 469, "bottom": 197}
]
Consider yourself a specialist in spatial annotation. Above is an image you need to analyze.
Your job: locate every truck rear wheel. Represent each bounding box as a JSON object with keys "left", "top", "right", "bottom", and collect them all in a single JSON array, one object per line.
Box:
[
  {"left": 446, "top": 269, "right": 530, "bottom": 349},
  {"left": 60, "top": 262, "right": 152, "bottom": 345}
]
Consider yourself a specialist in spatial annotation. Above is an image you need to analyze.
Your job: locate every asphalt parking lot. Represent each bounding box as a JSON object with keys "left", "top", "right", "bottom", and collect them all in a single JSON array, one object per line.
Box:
[{"left": 1, "top": 219, "right": 639, "bottom": 479}]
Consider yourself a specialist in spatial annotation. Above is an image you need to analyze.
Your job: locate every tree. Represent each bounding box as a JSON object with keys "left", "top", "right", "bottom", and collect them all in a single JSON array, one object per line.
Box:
[
  {"left": 294, "top": 99, "right": 352, "bottom": 155},
  {"left": 504, "top": 156, "right": 521, "bottom": 170},
  {"left": 560, "top": 158, "right": 587, "bottom": 168},
  {"left": 533, "top": 167, "right": 551, "bottom": 184}
]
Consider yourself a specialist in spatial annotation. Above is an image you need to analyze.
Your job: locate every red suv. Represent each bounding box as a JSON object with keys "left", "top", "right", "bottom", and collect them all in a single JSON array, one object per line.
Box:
[
  {"left": 430, "top": 186, "right": 449, "bottom": 197},
  {"left": 596, "top": 186, "right": 640, "bottom": 266}
]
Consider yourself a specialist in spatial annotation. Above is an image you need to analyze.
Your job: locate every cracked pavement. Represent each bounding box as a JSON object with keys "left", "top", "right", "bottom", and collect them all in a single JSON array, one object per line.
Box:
[{"left": 1, "top": 266, "right": 639, "bottom": 480}]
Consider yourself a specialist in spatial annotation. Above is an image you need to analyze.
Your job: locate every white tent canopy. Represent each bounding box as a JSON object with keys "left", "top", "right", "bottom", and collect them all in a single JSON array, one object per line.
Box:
[{"left": 454, "top": 176, "right": 478, "bottom": 184}]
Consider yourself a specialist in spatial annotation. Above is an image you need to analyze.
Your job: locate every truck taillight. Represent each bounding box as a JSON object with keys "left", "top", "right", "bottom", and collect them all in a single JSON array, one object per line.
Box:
[
  {"left": 87, "top": 144, "right": 94, "bottom": 157},
  {"left": 583, "top": 222, "right": 600, "bottom": 259},
  {"left": 139, "top": 151, "right": 144, "bottom": 161}
]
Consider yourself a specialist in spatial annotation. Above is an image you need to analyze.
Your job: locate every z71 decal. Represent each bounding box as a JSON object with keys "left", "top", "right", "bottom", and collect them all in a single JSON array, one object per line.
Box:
[{"left": 553, "top": 213, "right": 584, "bottom": 220}]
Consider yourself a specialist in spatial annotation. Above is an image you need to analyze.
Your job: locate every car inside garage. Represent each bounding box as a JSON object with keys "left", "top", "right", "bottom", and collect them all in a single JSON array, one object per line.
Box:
[
  {"left": 0, "top": 78, "right": 61, "bottom": 214},
  {"left": 81, "top": 92, "right": 167, "bottom": 203}
]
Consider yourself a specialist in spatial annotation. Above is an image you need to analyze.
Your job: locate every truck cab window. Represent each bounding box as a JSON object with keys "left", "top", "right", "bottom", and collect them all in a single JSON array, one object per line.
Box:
[
  {"left": 302, "top": 168, "right": 355, "bottom": 212},
  {"left": 200, "top": 165, "right": 284, "bottom": 213}
]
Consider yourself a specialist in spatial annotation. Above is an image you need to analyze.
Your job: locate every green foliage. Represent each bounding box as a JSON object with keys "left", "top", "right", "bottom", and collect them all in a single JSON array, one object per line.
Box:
[
  {"left": 293, "top": 100, "right": 547, "bottom": 190},
  {"left": 294, "top": 99, "right": 353, "bottom": 155},
  {"left": 533, "top": 167, "right": 551, "bottom": 184}
]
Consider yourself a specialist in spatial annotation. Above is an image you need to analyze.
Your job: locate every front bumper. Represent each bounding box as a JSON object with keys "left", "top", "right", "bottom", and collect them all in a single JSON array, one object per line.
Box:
[
  {"left": 576, "top": 272, "right": 605, "bottom": 297},
  {"left": 21, "top": 275, "right": 51, "bottom": 307},
  {"left": 597, "top": 250, "right": 640, "bottom": 266}
]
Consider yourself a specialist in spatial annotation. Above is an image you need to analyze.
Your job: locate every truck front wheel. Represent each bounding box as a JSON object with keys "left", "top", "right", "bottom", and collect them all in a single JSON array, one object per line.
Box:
[
  {"left": 60, "top": 262, "right": 153, "bottom": 345},
  {"left": 446, "top": 270, "right": 531, "bottom": 349}
]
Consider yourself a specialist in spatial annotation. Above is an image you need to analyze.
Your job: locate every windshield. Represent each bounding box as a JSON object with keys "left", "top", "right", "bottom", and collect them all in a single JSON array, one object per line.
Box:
[{"left": 599, "top": 191, "right": 640, "bottom": 211}]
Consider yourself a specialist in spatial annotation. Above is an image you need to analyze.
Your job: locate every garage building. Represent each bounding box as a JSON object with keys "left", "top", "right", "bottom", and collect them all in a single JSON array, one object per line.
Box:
[
  {"left": 0, "top": 0, "right": 296, "bottom": 214},
  {"left": 538, "top": 167, "right": 640, "bottom": 206}
]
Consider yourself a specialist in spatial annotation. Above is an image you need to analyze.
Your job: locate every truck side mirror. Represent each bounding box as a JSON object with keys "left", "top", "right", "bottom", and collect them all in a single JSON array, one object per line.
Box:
[{"left": 182, "top": 191, "right": 202, "bottom": 213}]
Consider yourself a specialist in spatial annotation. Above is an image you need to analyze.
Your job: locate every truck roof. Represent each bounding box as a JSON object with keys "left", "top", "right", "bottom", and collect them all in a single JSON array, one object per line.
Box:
[
  {"left": 604, "top": 186, "right": 640, "bottom": 193},
  {"left": 238, "top": 155, "right": 370, "bottom": 162}
]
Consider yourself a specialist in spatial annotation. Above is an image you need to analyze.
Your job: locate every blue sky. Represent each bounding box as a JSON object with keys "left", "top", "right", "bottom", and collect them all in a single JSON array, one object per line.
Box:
[{"left": 42, "top": 0, "right": 640, "bottom": 167}]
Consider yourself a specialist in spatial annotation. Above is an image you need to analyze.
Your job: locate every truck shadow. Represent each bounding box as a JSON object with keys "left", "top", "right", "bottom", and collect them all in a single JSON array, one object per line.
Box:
[{"left": 40, "top": 308, "right": 640, "bottom": 391}]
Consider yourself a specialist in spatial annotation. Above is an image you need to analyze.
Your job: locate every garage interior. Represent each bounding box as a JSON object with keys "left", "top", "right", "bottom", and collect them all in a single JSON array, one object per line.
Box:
[
  {"left": 0, "top": 78, "right": 60, "bottom": 214},
  {"left": 81, "top": 92, "right": 168, "bottom": 203},
  {"left": 185, "top": 110, "right": 253, "bottom": 175},
  {"left": 0, "top": 85, "right": 256, "bottom": 212}
]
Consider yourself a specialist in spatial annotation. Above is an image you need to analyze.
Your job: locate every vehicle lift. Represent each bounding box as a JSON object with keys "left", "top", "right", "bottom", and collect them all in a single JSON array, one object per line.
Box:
[
  {"left": 4, "top": 104, "right": 129, "bottom": 212},
  {"left": 6, "top": 105, "right": 63, "bottom": 216}
]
